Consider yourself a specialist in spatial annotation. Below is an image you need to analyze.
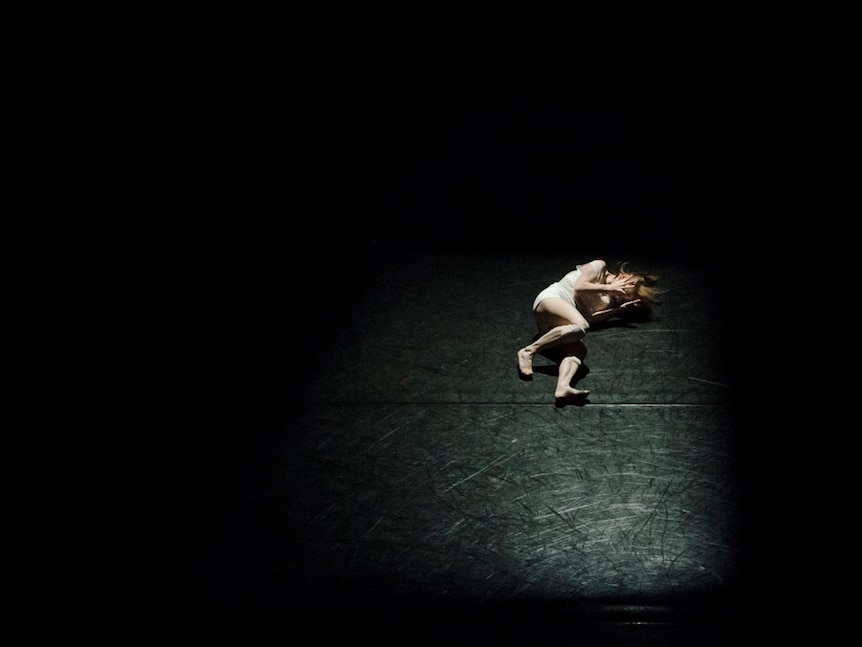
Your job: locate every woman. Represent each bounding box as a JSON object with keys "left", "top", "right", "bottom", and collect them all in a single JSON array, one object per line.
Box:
[{"left": 517, "top": 259, "right": 660, "bottom": 401}]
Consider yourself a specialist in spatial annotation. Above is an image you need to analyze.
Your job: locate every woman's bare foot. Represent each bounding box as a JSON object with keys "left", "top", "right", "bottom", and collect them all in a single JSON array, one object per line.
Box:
[
  {"left": 517, "top": 348, "right": 534, "bottom": 376},
  {"left": 554, "top": 386, "right": 590, "bottom": 399}
]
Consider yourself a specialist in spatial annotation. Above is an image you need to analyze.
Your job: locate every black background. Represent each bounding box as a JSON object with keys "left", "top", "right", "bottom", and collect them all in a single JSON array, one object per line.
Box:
[
  {"left": 161, "top": 58, "right": 758, "bottom": 510},
  {"left": 143, "top": 46, "right": 774, "bottom": 641}
]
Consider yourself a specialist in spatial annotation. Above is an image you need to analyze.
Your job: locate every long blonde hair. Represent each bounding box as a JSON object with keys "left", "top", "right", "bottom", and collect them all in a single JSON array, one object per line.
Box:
[{"left": 617, "top": 262, "right": 662, "bottom": 306}]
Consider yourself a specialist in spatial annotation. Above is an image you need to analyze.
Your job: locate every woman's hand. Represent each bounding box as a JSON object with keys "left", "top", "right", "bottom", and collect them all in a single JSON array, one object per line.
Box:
[
  {"left": 607, "top": 274, "right": 636, "bottom": 295},
  {"left": 620, "top": 298, "right": 648, "bottom": 311}
]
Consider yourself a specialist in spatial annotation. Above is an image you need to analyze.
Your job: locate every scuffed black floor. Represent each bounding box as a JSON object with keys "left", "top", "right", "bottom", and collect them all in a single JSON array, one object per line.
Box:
[
  {"left": 149, "top": 79, "right": 767, "bottom": 643},
  {"left": 169, "top": 244, "right": 752, "bottom": 644}
]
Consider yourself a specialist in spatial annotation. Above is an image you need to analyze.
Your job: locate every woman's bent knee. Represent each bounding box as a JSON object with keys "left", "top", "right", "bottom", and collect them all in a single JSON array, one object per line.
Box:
[
  {"left": 559, "top": 323, "right": 587, "bottom": 336},
  {"left": 562, "top": 355, "right": 582, "bottom": 368}
]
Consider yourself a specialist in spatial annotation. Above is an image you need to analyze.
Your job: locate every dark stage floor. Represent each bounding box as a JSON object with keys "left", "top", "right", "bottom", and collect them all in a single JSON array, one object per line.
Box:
[{"left": 167, "top": 243, "right": 753, "bottom": 644}]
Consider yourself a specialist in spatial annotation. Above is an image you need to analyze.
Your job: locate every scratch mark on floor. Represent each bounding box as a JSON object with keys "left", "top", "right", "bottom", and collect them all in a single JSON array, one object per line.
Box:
[{"left": 445, "top": 452, "right": 520, "bottom": 492}]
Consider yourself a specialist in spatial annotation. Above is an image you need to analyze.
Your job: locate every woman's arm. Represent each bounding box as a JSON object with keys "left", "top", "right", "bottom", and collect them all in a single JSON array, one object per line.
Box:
[
  {"left": 590, "top": 299, "right": 649, "bottom": 324},
  {"left": 574, "top": 260, "right": 634, "bottom": 295},
  {"left": 573, "top": 260, "right": 608, "bottom": 292}
]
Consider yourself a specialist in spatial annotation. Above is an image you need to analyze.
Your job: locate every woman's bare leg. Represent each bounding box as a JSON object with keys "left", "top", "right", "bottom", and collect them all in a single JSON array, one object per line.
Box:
[
  {"left": 554, "top": 356, "right": 589, "bottom": 399},
  {"left": 518, "top": 298, "right": 589, "bottom": 376},
  {"left": 518, "top": 325, "right": 581, "bottom": 375}
]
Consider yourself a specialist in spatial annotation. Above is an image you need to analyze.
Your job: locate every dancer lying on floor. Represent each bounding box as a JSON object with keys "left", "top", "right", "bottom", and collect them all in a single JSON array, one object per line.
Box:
[{"left": 517, "top": 259, "right": 660, "bottom": 401}]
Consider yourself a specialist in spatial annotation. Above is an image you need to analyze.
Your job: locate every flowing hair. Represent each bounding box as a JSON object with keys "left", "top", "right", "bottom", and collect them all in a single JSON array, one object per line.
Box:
[{"left": 616, "top": 262, "right": 662, "bottom": 310}]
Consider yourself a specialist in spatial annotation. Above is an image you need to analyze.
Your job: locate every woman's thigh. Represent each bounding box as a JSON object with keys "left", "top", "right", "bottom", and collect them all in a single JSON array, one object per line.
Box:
[{"left": 534, "top": 297, "right": 589, "bottom": 333}]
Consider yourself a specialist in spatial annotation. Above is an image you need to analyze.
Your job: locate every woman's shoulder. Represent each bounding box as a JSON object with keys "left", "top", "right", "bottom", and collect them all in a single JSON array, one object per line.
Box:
[{"left": 577, "top": 260, "right": 606, "bottom": 275}]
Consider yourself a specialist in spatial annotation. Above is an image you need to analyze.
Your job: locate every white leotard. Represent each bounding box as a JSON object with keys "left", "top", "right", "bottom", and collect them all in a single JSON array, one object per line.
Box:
[{"left": 532, "top": 261, "right": 610, "bottom": 317}]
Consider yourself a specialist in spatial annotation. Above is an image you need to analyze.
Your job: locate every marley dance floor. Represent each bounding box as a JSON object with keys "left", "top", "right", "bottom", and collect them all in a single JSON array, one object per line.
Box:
[{"left": 172, "top": 243, "right": 753, "bottom": 644}]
